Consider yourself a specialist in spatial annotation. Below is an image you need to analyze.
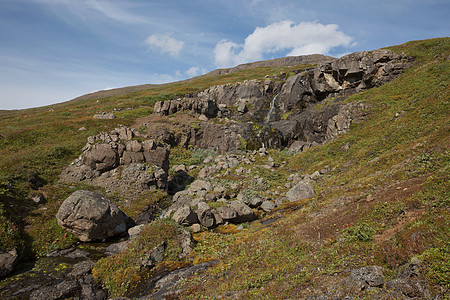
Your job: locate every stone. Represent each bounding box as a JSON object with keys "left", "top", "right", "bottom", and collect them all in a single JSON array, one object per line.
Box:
[
  {"left": 30, "top": 279, "right": 80, "bottom": 300},
  {"left": 93, "top": 112, "right": 115, "bottom": 119},
  {"left": 350, "top": 266, "right": 385, "bottom": 288},
  {"left": 128, "top": 224, "right": 145, "bottom": 238},
  {"left": 0, "top": 248, "right": 18, "bottom": 278},
  {"left": 68, "top": 260, "right": 96, "bottom": 278},
  {"left": 85, "top": 143, "right": 119, "bottom": 172},
  {"left": 172, "top": 206, "right": 198, "bottom": 226},
  {"left": 286, "top": 180, "right": 315, "bottom": 202},
  {"left": 248, "top": 196, "right": 263, "bottom": 208},
  {"left": 260, "top": 200, "right": 276, "bottom": 212},
  {"left": 141, "top": 241, "right": 166, "bottom": 268},
  {"left": 104, "top": 240, "right": 130, "bottom": 256},
  {"left": 229, "top": 201, "right": 256, "bottom": 223},
  {"left": 216, "top": 206, "right": 238, "bottom": 221},
  {"left": 191, "top": 224, "right": 202, "bottom": 233},
  {"left": 196, "top": 209, "right": 216, "bottom": 228},
  {"left": 56, "top": 190, "right": 129, "bottom": 242},
  {"left": 188, "top": 180, "right": 212, "bottom": 193}
]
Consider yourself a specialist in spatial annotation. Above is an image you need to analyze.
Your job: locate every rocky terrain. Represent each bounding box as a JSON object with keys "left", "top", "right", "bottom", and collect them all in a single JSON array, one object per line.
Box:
[{"left": 0, "top": 38, "right": 448, "bottom": 299}]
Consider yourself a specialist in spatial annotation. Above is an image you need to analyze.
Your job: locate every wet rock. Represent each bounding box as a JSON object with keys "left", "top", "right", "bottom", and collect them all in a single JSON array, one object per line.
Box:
[
  {"left": 286, "top": 180, "right": 315, "bottom": 202},
  {"left": 46, "top": 246, "right": 89, "bottom": 259},
  {"left": 0, "top": 248, "right": 19, "bottom": 278},
  {"left": 56, "top": 190, "right": 130, "bottom": 242},
  {"left": 149, "top": 261, "right": 217, "bottom": 299},
  {"left": 68, "top": 260, "right": 96, "bottom": 278},
  {"left": 104, "top": 240, "right": 130, "bottom": 256},
  {"left": 30, "top": 279, "right": 80, "bottom": 300}
]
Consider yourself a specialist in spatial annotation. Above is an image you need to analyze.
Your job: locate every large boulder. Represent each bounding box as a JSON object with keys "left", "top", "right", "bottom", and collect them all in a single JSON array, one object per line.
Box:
[
  {"left": 229, "top": 201, "right": 256, "bottom": 223},
  {"left": 286, "top": 180, "right": 315, "bottom": 202},
  {"left": 0, "top": 248, "right": 19, "bottom": 278},
  {"left": 56, "top": 190, "right": 130, "bottom": 242}
]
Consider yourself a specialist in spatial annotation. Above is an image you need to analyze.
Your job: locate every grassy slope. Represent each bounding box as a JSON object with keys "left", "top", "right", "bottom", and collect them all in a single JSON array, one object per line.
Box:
[
  {"left": 0, "top": 38, "right": 448, "bottom": 297},
  {"left": 174, "top": 38, "right": 449, "bottom": 298},
  {"left": 0, "top": 64, "right": 310, "bottom": 258}
]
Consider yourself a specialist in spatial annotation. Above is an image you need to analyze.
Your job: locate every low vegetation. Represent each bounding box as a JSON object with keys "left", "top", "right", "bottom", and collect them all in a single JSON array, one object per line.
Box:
[{"left": 0, "top": 38, "right": 448, "bottom": 298}]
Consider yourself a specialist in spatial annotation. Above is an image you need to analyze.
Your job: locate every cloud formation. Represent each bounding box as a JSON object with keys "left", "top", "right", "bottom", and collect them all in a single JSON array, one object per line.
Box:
[
  {"left": 186, "top": 66, "right": 206, "bottom": 77},
  {"left": 145, "top": 33, "right": 184, "bottom": 57},
  {"left": 214, "top": 20, "right": 353, "bottom": 67}
]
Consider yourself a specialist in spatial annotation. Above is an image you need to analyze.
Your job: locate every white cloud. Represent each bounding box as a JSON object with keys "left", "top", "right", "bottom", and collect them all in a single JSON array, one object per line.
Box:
[
  {"left": 214, "top": 20, "right": 353, "bottom": 67},
  {"left": 145, "top": 33, "right": 184, "bottom": 57},
  {"left": 186, "top": 66, "right": 206, "bottom": 77}
]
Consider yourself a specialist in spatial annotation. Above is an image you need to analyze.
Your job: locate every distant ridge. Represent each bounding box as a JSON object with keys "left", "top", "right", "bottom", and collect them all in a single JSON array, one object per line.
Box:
[
  {"left": 69, "top": 54, "right": 335, "bottom": 102},
  {"left": 207, "top": 54, "right": 335, "bottom": 76}
]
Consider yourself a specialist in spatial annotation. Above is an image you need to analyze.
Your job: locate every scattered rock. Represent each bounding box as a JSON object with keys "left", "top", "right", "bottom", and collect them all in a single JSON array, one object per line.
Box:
[
  {"left": 93, "top": 112, "right": 115, "bottom": 119},
  {"left": 229, "top": 201, "right": 256, "bottom": 223},
  {"left": 286, "top": 180, "right": 316, "bottom": 202},
  {"left": 172, "top": 206, "right": 198, "bottom": 226},
  {"left": 260, "top": 200, "right": 276, "bottom": 212}
]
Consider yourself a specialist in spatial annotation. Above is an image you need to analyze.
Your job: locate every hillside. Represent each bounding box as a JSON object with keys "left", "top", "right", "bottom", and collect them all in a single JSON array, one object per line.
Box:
[{"left": 0, "top": 38, "right": 449, "bottom": 299}]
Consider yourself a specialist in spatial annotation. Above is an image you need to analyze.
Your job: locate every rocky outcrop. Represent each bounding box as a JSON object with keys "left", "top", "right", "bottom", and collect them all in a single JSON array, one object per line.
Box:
[
  {"left": 277, "top": 49, "right": 412, "bottom": 116},
  {"left": 56, "top": 190, "right": 131, "bottom": 242},
  {"left": 60, "top": 126, "right": 170, "bottom": 197},
  {"left": 150, "top": 49, "right": 412, "bottom": 152}
]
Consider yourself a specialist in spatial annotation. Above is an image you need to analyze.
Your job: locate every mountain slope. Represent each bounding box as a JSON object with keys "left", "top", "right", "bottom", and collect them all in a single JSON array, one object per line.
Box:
[{"left": 0, "top": 38, "right": 448, "bottom": 299}]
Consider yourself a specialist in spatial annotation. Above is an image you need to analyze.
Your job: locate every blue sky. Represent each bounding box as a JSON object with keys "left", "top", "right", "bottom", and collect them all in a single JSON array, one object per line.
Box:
[{"left": 0, "top": 0, "right": 448, "bottom": 110}]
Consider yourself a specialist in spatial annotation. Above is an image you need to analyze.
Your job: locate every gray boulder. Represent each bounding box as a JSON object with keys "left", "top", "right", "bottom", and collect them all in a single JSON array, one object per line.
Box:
[
  {"left": 286, "top": 180, "right": 315, "bottom": 202},
  {"left": 196, "top": 208, "right": 216, "bottom": 228},
  {"left": 172, "top": 206, "right": 198, "bottom": 226},
  {"left": 229, "top": 201, "right": 256, "bottom": 223},
  {"left": 56, "top": 190, "right": 129, "bottom": 242},
  {"left": 0, "top": 248, "right": 18, "bottom": 278},
  {"left": 216, "top": 205, "right": 238, "bottom": 221},
  {"left": 85, "top": 144, "right": 118, "bottom": 172},
  {"left": 260, "top": 200, "right": 276, "bottom": 212}
]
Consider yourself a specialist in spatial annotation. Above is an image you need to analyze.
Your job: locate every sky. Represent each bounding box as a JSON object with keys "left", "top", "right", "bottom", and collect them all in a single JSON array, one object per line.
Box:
[{"left": 0, "top": 0, "right": 448, "bottom": 110}]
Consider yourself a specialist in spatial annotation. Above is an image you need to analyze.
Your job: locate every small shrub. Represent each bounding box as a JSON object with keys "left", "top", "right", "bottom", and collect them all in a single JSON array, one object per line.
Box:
[{"left": 342, "top": 223, "right": 376, "bottom": 242}]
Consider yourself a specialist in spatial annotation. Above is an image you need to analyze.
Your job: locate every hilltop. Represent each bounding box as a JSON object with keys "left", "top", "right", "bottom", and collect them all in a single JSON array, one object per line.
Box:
[{"left": 0, "top": 38, "right": 448, "bottom": 299}]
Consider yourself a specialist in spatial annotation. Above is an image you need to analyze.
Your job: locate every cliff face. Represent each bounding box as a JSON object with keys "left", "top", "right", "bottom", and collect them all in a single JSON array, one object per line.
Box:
[{"left": 152, "top": 49, "right": 413, "bottom": 152}]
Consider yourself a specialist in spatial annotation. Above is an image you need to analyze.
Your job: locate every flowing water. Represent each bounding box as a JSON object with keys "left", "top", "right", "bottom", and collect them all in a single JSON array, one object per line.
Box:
[{"left": 256, "top": 94, "right": 282, "bottom": 149}]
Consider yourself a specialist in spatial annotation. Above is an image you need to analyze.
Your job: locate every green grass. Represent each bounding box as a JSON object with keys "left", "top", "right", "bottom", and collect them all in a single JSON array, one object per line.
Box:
[
  {"left": 92, "top": 219, "right": 189, "bottom": 297},
  {"left": 0, "top": 38, "right": 448, "bottom": 298}
]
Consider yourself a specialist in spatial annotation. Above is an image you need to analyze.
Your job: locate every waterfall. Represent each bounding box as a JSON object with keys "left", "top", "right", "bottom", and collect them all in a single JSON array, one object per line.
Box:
[
  {"left": 256, "top": 94, "right": 280, "bottom": 149},
  {"left": 264, "top": 94, "right": 279, "bottom": 124}
]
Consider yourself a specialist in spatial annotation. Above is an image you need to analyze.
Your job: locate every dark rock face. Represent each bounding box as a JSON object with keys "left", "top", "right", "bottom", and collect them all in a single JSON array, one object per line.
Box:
[
  {"left": 56, "top": 190, "right": 130, "bottom": 242},
  {"left": 151, "top": 49, "right": 412, "bottom": 153}
]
